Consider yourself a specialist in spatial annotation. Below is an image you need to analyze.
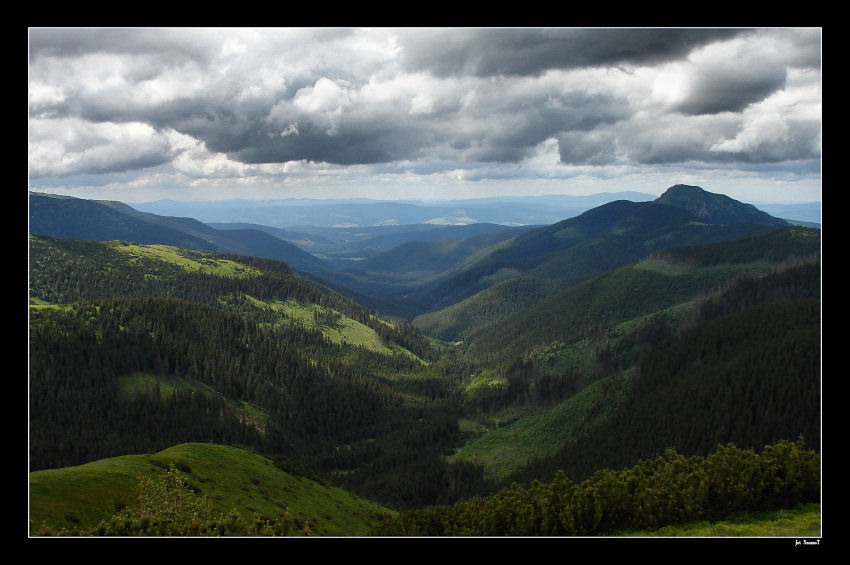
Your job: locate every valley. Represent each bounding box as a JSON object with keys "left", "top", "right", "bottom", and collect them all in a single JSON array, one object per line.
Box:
[{"left": 28, "top": 184, "right": 821, "bottom": 537}]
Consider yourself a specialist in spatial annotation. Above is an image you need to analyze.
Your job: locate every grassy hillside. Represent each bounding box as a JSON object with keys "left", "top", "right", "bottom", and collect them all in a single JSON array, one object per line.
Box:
[
  {"left": 29, "top": 443, "right": 395, "bottom": 535},
  {"left": 109, "top": 241, "right": 265, "bottom": 278}
]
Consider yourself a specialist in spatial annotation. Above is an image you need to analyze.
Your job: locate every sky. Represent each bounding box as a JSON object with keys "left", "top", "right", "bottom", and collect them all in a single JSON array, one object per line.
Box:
[{"left": 28, "top": 27, "right": 822, "bottom": 204}]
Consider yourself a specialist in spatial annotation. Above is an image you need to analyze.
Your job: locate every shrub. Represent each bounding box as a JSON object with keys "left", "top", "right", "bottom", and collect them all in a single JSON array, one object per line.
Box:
[{"left": 368, "top": 438, "right": 820, "bottom": 536}]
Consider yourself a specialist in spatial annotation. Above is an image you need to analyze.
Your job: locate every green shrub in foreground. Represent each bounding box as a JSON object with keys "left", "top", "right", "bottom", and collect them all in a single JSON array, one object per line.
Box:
[
  {"left": 370, "top": 438, "right": 820, "bottom": 536},
  {"left": 33, "top": 464, "right": 309, "bottom": 536}
]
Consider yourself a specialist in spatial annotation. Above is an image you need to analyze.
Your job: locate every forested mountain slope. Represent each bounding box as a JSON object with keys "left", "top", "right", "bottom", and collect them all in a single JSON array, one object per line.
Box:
[
  {"left": 464, "top": 227, "right": 820, "bottom": 360},
  {"left": 416, "top": 223, "right": 817, "bottom": 349},
  {"left": 28, "top": 235, "right": 428, "bottom": 361},
  {"left": 445, "top": 226, "right": 820, "bottom": 485},
  {"left": 508, "top": 295, "right": 820, "bottom": 487},
  {"left": 321, "top": 227, "right": 529, "bottom": 300},
  {"left": 30, "top": 186, "right": 793, "bottom": 323},
  {"left": 28, "top": 235, "right": 484, "bottom": 510}
]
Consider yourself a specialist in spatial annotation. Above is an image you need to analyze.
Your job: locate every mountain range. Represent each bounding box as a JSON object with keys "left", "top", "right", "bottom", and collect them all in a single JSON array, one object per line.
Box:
[
  {"left": 29, "top": 184, "right": 806, "bottom": 319},
  {"left": 28, "top": 183, "right": 821, "bottom": 536}
]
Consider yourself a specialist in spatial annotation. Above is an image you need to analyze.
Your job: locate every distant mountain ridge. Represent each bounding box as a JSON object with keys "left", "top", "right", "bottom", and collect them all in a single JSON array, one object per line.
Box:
[
  {"left": 130, "top": 192, "right": 659, "bottom": 228},
  {"left": 28, "top": 191, "right": 326, "bottom": 272}
]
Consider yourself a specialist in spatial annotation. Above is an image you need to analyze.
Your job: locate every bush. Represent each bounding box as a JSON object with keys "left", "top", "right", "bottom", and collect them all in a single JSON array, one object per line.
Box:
[{"left": 369, "top": 438, "right": 820, "bottom": 536}]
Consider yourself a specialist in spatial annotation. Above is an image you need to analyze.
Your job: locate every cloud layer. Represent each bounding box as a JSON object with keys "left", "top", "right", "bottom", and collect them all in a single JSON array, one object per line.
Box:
[{"left": 28, "top": 27, "right": 821, "bottom": 202}]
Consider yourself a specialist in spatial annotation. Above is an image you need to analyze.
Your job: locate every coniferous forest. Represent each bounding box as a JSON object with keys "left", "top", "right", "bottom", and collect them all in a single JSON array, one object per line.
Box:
[{"left": 28, "top": 194, "right": 822, "bottom": 536}]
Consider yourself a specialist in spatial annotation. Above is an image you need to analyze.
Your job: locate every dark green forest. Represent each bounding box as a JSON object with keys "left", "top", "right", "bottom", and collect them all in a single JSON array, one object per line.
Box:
[
  {"left": 28, "top": 236, "right": 491, "bottom": 509},
  {"left": 505, "top": 296, "right": 820, "bottom": 488}
]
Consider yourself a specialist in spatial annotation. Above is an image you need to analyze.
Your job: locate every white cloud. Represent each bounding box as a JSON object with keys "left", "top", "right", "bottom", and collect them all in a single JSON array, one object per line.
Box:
[
  {"left": 166, "top": 129, "right": 249, "bottom": 178},
  {"left": 293, "top": 77, "right": 352, "bottom": 114},
  {"left": 28, "top": 118, "right": 174, "bottom": 177}
]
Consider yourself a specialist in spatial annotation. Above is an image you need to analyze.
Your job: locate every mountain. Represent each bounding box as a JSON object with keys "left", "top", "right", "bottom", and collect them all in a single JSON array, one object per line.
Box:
[
  {"left": 432, "top": 223, "right": 819, "bottom": 492},
  {"left": 29, "top": 192, "right": 213, "bottom": 250},
  {"left": 28, "top": 233, "right": 430, "bottom": 365},
  {"left": 411, "top": 189, "right": 805, "bottom": 342},
  {"left": 393, "top": 197, "right": 779, "bottom": 315},
  {"left": 29, "top": 191, "right": 327, "bottom": 272},
  {"left": 655, "top": 184, "right": 790, "bottom": 226},
  {"left": 319, "top": 226, "right": 532, "bottom": 300}
]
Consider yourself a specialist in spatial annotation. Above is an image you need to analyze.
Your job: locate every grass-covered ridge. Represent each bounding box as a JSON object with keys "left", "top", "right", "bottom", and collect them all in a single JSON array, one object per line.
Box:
[
  {"left": 30, "top": 443, "right": 395, "bottom": 536},
  {"left": 108, "top": 242, "right": 263, "bottom": 278},
  {"left": 242, "top": 295, "right": 420, "bottom": 360}
]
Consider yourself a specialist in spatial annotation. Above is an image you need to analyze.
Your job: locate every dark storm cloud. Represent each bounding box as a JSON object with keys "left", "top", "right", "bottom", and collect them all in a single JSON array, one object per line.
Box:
[
  {"left": 399, "top": 28, "right": 748, "bottom": 78},
  {"left": 556, "top": 131, "right": 618, "bottom": 165},
  {"left": 224, "top": 119, "right": 433, "bottom": 166},
  {"left": 675, "top": 55, "right": 789, "bottom": 115}
]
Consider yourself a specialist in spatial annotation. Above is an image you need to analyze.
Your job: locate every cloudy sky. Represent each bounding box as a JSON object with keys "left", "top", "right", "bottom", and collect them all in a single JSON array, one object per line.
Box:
[{"left": 28, "top": 27, "right": 821, "bottom": 204}]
